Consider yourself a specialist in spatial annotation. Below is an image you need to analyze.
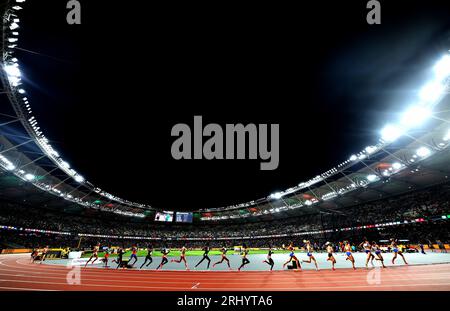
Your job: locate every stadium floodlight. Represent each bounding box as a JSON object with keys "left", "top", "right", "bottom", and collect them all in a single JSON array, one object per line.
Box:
[
  {"left": 416, "top": 146, "right": 431, "bottom": 158},
  {"left": 4, "top": 64, "right": 21, "bottom": 77},
  {"left": 24, "top": 173, "right": 35, "bottom": 181},
  {"left": 367, "top": 174, "right": 378, "bottom": 182},
  {"left": 8, "top": 76, "right": 21, "bottom": 86},
  {"left": 380, "top": 124, "right": 404, "bottom": 142},
  {"left": 444, "top": 129, "right": 450, "bottom": 141},
  {"left": 74, "top": 175, "right": 85, "bottom": 183},
  {"left": 392, "top": 162, "right": 402, "bottom": 170},
  {"left": 270, "top": 192, "right": 283, "bottom": 200},
  {"left": 6, "top": 164, "right": 16, "bottom": 170},
  {"left": 8, "top": 38, "right": 18, "bottom": 43},
  {"left": 434, "top": 54, "right": 450, "bottom": 80},
  {"left": 419, "top": 81, "right": 444, "bottom": 104},
  {"left": 365, "top": 146, "right": 377, "bottom": 154},
  {"left": 9, "top": 22, "right": 19, "bottom": 30},
  {"left": 60, "top": 161, "right": 70, "bottom": 169},
  {"left": 349, "top": 154, "right": 358, "bottom": 161},
  {"left": 400, "top": 105, "right": 432, "bottom": 127},
  {"left": 18, "top": 89, "right": 25, "bottom": 94}
]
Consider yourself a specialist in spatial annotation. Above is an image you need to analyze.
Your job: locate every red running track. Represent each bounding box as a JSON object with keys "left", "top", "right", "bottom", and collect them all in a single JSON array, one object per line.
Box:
[{"left": 0, "top": 254, "right": 449, "bottom": 291}]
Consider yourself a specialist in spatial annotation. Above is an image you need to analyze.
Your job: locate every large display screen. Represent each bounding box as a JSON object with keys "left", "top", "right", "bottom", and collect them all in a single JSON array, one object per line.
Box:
[
  {"left": 154, "top": 211, "right": 174, "bottom": 222},
  {"left": 176, "top": 212, "right": 193, "bottom": 223}
]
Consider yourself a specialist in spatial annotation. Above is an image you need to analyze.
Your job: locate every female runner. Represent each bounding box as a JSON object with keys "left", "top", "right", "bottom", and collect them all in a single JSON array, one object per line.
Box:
[
  {"left": 238, "top": 244, "right": 250, "bottom": 271},
  {"left": 213, "top": 245, "right": 232, "bottom": 270},
  {"left": 282, "top": 242, "right": 301, "bottom": 270},
  {"left": 302, "top": 240, "right": 319, "bottom": 270},
  {"left": 344, "top": 241, "right": 356, "bottom": 270},
  {"left": 391, "top": 238, "right": 408, "bottom": 265},
  {"left": 371, "top": 241, "right": 386, "bottom": 268},
  {"left": 326, "top": 242, "right": 336, "bottom": 270}
]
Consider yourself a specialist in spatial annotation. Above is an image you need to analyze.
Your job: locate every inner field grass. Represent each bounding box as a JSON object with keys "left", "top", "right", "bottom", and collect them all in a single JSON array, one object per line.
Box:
[{"left": 81, "top": 249, "right": 295, "bottom": 258}]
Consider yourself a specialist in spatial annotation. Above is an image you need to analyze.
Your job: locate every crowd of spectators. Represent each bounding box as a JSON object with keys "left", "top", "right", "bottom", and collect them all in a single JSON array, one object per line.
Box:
[{"left": 1, "top": 183, "right": 449, "bottom": 249}]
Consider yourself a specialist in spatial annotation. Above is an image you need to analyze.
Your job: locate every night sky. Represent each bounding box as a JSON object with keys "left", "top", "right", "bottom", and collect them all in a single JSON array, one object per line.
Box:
[{"left": 13, "top": 0, "right": 450, "bottom": 210}]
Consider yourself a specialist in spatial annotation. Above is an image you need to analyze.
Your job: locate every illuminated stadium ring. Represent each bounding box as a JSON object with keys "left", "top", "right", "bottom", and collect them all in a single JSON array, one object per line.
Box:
[{"left": 1, "top": 0, "right": 450, "bottom": 220}]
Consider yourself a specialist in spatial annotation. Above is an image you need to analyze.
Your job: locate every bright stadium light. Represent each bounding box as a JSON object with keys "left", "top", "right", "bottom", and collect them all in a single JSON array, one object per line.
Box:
[
  {"left": 434, "top": 54, "right": 450, "bottom": 80},
  {"left": 416, "top": 146, "right": 431, "bottom": 158},
  {"left": 419, "top": 81, "right": 444, "bottom": 104},
  {"left": 392, "top": 162, "right": 402, "bottom": 170},
  {"left": 24, "top": 173, "right": 35, "bottom": 181},
  {"left": 400, "top": 105, "right": 432, "bottom": 127},
  {"left": 4, "top": 64, "right": 21, "bottom": 77},
  {"left": 9, "top": 22, "right": 19, "bottom": 30},
  {"left": 74, "top": 175, "right": 85, "bottom": 183},
  {"left": 349, "top": 154, "right": 358, "bottom": 161},
  {"left": 367, "top": 174, "right": 378, "bottom": 182},
  {"left": 444, "top": 129, "right": 450, "bottom": 141},
  {"left": 381, "top": 124, "right": 404, "bottom": 142},
  {"left": 6, "top": 164, "right": 16, "bottom": 170},
  {"left": 365, "top": 146, "right": 377, "bottom": 154},
  {"left": 270, "top": 192, "right": 283, "bottom": 200}
]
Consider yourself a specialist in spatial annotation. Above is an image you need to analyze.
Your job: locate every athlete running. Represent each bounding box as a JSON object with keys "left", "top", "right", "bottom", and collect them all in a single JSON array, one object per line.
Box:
[
  {"left": 171, "top": 245, "right": 189, "bottom": 270},
  {"left": 140, "top": 245, "right": 153, "bottom": 269},
  {"left": 360, "top": 238, "right": 375, "bottom": 268},
  {"left": 103, "top": 248, "right": 110, "bottom": 267},
  {"left": 85, "top": 243, "right": 100, "bottom": 267},
  {"left": 302, "top": 240, "right": 319, "bottom": 270},
  {"left": 213, "top": 245, "right": 232, "bottom": 270},
  {"left": 194, "top": 244, "right": 211, "bottom": 270},
  {"left": 156, "top": 247, "right": 170, "bottom": 270},
  {"left": 112, "top": 247, "right": 124, "bottom": 269},
  {"left": 391, "top": 238, "right": 408, "bottom": 265},
  {"left": 262, "top": 246, "right": 275, "bottom": 271},
  {"left": 238, "top": 244, "right": 250, "bottom": 271},
  {"left": 40, "top": 245, "right": 49, "bottom": 264},
  {"left": 30, "top": 247, "right": 39, "bottom": 263},
  {"left": 344, "top": 241, "right": 356, "bottom": 270},
  {"left": 326, "top": 242, "right": 336, "bottom": 270},
  {"left": 129, "top": 245, "right": 138, "bottom": 267},
  {"left": 371, "top": 241, "right": 386, "bottom": 268}
]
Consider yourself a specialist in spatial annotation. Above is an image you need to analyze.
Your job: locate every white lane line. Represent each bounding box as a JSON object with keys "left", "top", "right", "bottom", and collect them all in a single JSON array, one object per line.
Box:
[
  {"left": 1, "top": 271, "right": 450, "bottom": 285},
  {"left": 1, "top": 278, "right": 449, "bottom": 291},
  {"left": 191, "top": 282, "right": 200, "bottom": 289}
]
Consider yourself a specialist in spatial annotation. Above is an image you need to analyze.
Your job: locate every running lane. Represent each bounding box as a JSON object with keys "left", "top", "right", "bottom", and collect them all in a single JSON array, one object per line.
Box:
[{"left": 0, "top": 254, "right": 449, "bottom": 291}]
